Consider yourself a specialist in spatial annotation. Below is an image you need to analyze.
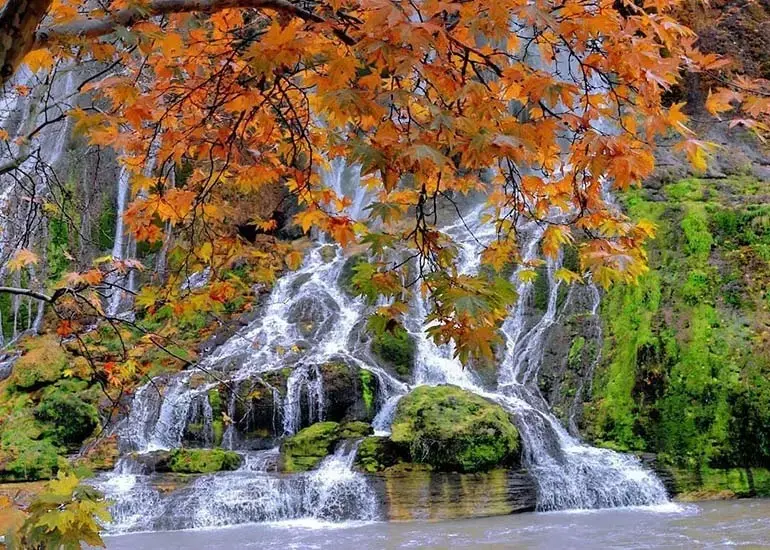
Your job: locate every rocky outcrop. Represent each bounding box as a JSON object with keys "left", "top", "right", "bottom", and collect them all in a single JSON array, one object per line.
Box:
[
  {"left": 279, "top": 421, "right": 372, "bottom": 472},
  {"left": 390, "top": 385, "right": 520, "bottom": 473},
  {"left": 368, "top": 465, "right": 536, "bottom": 520}
]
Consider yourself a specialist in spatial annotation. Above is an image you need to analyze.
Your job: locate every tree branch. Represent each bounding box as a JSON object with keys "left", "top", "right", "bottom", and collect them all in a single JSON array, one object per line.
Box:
[
  {"left": 0, "top": 285, "right": 53, "bottom": 302},
  {"left": 0, "top": 0, "right": 53, "bottom": 84},
  {"left": 33, "top": 0, "right": 355, "bottom": 49}
]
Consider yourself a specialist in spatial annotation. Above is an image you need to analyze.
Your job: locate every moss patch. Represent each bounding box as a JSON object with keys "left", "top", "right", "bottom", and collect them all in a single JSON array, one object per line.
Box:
[
  {"left": 586, "top": 177, "right": 770, "bottom": 469},
  {"left": 280, "top": 421, "right": 373, "bottom": 472},
  {"left": 9, "top": 336, "right": 69, "bottom": 391},
  {"left": 391, "top": 385, "right": 520, "bottom": 473},
  {"left": 367, "top": 316, "right": 415, "bottom": 378},
  {"left": 167, "top": 448, "right": 242, "bottom": 474},
  {"left": 354, "top": 436, "right": 408, "bottom": 473}
]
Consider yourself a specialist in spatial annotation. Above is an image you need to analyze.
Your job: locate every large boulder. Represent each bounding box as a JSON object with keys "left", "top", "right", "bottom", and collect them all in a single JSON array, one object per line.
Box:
[{"left": 391, "top": 385, "right": 520, "bottom": 473}]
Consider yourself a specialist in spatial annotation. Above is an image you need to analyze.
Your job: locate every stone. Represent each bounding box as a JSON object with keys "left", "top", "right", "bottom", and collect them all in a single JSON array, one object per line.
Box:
[
  {"left": 369, "top": 466, "right": 537, "bottom": 520},
  {"left": 391, "top": 385, "right": 520, "bottom": 473}
]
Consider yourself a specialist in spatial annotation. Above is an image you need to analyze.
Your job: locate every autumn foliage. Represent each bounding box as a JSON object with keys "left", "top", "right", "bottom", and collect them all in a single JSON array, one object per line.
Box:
[{"left": 9, "top": 0, "right": 770, "bottom": 364}]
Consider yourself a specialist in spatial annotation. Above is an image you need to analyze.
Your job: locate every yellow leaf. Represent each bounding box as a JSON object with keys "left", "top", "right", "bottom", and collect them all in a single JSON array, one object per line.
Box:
[
  {"left": 7, "top": 249, "right": 39, "bottom": 271},
  {"left": 285, "top": 250, "right": 304, "bottom": 271},
  {"left": 23, "top": 49, "right": 54, "bottom": 73},
  {"left": 554, "top": 268, "right": 583, "bottom": 285},
  {"left": 518, "top": 269, "right": 538, "bottom": 283}
]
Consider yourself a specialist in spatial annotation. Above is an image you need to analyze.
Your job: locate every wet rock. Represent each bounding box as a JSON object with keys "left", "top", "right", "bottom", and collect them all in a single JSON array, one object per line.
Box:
[
  {"left": 319, "top": 361, "right": 380, "bottom": 423},
  {"left": 287, "top": 293, "right": 340, "bottom": 341},
  {"left": 368, "top": 466, "right": 537, "bottom": 520},
  {"left": 391, "top": 385, "right": 520, "bottom": 473},
  {"left": 279, "top": 421, "right": 373, "bottom": 473},
  {"left": 354, "top": 436, "right": 408, "bottom": 473}
]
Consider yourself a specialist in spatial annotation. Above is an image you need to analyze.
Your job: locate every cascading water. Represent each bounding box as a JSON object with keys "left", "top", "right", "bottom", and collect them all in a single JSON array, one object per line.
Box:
[
  {"left": 95, "top": 28, "right": 668, "bottom": 524},
  {"left": 97, "top": 182, "right": 667, "bottom": 533}
]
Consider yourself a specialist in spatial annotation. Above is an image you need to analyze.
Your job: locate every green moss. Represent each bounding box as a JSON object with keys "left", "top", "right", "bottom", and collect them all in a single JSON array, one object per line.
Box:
[
  {"left": 35, "top": 382, "right": 99, "bottom": 450},
  {"left": 167, "top": 448, "right": 241, "bottom": 473},
  {"left": 368, "top": 317, "right": 415, "bottom": 377},
  {"left": 390, "top": 385, "right": 520, "bottom": 473},
  {"left": 359, "top": 370, "right": 375, "bottom": 416},
  {"left": 354, "top": 436, "right": 407, "bottom": 473},
  {"left": 10, "top": 336, "right": 70, "bottom": 390},
  {"left": 280, "top": 421, "right": 373, "bottom": 472},
  {"left": 681, "top": 207, "right": 713, "bottom": 261},
  {"left": 680, "top": 269, "right": 712, "bottom": 305},
  {"left": 208, "top": 388, "right": 222, "bottom": 415},
  {"left": 532, "top": 265, "right": 549, "bottom": 311},
  {"left": 568, "top": 336, "right": 586, "bottom": 369},
  {"left": 587, "top": 177, "right": 770, "bottom": 469},
  {"left": 280, "top": 421, "right": 340, "bottom": 473}
]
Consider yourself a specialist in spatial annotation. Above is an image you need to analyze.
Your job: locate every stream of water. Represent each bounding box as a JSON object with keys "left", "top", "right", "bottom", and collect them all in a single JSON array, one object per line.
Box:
[{"left": 103, "top": 499, "right": 770, "bottom": 549}]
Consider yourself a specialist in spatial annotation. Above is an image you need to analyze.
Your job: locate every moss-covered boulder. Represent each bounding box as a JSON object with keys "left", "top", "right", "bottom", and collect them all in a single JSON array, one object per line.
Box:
[
  {"left": 280, "top": 421, "right": 373, "bottom": 473},
  {"left": 165, "top": 448, "right": 242, "bottom": 474},
  {"left": 9, "top": 335, "right": 69, "bottom": 390},
  {"left": 354, "top": 436, "right": 408, "bottom": 473},
  {"left": 391, "top": 385, "right": 520, "bottom": 473}
]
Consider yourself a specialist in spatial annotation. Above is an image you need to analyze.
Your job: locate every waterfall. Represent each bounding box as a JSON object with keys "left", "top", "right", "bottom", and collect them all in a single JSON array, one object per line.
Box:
[
  {"left": 98, "top": 178, "right": 667, "bottom": 533},
  {"left": 95, "top": 442, "right": 378, "bottom": 533},
  {"left": 0, "top": 63, "right": 78, "bottom": 341}
]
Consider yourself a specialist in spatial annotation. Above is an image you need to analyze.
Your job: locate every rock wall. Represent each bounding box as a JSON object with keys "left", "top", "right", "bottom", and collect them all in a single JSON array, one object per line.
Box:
[{"left": 370, "top": 467, "right": 536, "bottom": 520}]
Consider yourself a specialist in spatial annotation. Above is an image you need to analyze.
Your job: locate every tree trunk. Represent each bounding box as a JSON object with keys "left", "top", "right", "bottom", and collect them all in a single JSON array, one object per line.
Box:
[{"left": 0, "top": 0, "right": 53, "bottom": 84}]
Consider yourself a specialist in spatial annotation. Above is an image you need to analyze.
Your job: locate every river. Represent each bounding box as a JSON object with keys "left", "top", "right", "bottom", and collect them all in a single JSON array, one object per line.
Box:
[{"left": 104, "top": 499, "right": 770, "bottom": 549}]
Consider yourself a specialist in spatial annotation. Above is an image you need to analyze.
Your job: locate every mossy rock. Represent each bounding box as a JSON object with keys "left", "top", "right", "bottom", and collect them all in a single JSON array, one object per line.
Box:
[
  {"left": 369, "top": 320, "right": 415, "bottom": 379},
  {"left": 280, "top": 421, "right": 340, "bottom": 473},
  {"left": 166, "top": 448, "right": 242, "bottom": 474},
  {"left": 280, "top": 421, "right": 374, "bottom": 473},
  {"left": 9, "top": 335, "right": 69, "bottom": 390},
  {"left": 34, "top": 382, "right": 99, "bottom": 450},
  {"left": 391, "top": 385, "right": 520, "bottom": 473},
  {"left": 354, "top": 436, "right": 408, "bottom": 473}
]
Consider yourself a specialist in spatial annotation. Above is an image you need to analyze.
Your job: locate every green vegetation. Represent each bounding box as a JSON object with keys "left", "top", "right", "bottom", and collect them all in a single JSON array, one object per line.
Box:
[
  {"left": 166, "top": 448, "right": 242, "bottom": 474},
  {"left": 0, "top": 337, "right": 100, "bottom": 481},
  {"left": 9, "top": 473, "right": 110, "bottom": 549},
  {"left": 390, "top": 385, "right": 520, "bottom": 473},
  {"left": 586, "top": 177, "right": 770, "bottom": 472},
  {"left": 669, "top": 467, "right": 770, "bottom": 500},
  {"left": 279, "top": 421, "right": 373, "bottom": 472},
  {"left": 367, "top": 315, "right": 415, "bottom": 378},
  {"left": 354, "top": 436, "right": 408, "bottom": 473}
]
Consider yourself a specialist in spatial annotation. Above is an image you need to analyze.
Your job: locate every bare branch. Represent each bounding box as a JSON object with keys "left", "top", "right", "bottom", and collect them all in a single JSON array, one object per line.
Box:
[
  {"left": 0, "top": 285, "right": 53, "bottom": 302},
  {"left": 33, "top": 0, "right": 355, "bottom": 48}
]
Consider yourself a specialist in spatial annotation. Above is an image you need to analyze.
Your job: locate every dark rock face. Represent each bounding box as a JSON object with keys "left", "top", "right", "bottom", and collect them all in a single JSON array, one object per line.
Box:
[
  {"left": 319, "top": 361, "right": 379, "bottom": 423},
  {"left": 182, "top": 361, "right": 379, "bottom": 450},
  {"left": 368, "top": 466, "right": 537, "bottom": 520},
  {"left": 537, "top": 284, "right": 603, "bottom": 435}
]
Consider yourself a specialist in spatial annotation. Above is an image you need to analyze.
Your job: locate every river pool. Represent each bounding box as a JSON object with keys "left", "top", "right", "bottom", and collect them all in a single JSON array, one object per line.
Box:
[{"left": 104, "top": 499, "right": 770, "bottom": 549}]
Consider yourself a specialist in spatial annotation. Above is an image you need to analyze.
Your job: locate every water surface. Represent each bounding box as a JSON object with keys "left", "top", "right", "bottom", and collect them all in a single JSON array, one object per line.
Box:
[{"left": 105, "top": 499, "right": 770, "bottom": 549}]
